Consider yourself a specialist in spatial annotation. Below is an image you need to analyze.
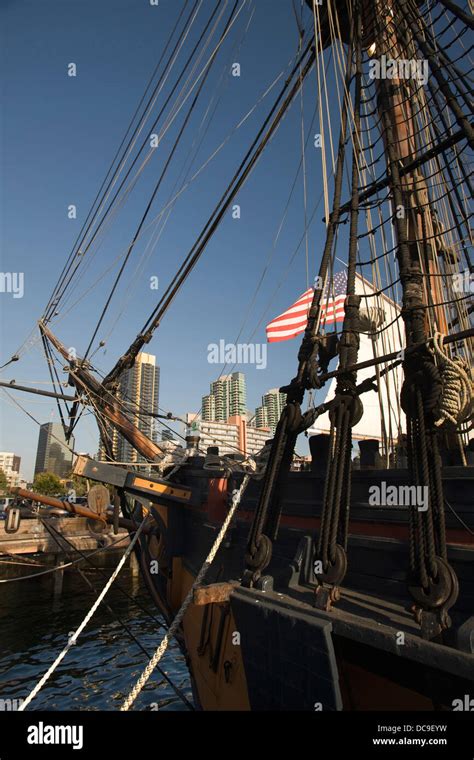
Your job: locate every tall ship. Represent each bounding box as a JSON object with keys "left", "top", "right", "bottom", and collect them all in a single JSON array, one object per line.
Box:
[{"left": 3, "top": 0, "right": 473, "bottom": 710}]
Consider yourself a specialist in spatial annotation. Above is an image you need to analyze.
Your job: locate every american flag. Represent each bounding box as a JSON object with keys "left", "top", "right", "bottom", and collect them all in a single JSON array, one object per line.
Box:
[{"left": 266, "top": 270, "right": 347, "bottom": 343}]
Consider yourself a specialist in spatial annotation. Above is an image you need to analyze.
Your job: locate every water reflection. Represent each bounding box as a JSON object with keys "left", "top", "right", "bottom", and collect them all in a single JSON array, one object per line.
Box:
[{"left": 0, "top": 569, "right": 192, "bottom": 711}]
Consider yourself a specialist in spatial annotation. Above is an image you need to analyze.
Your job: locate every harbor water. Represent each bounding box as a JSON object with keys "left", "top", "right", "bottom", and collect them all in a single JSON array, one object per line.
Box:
[{"left": 0, "top": 566, "right": 193, "bottom": 711}]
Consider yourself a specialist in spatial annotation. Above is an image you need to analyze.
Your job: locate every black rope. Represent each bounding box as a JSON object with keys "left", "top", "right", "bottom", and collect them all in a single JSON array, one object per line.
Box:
[
  {"left": 437, "top": 0, "right": 474, "bottom": 29},
  {"left": 398, "top": 0, "right": 474, "bottom": 148},
  {"left": 82, "top": 0, "right": 232, "bottom": 361},
  {"left": 43, "top": 0, "right": 196, "bottom": 323},
  {"left": 103, "top": 38, "right": 318, "bottom": 388},
  {"left": 315, "top": 1, "right": 363, "bottom": 583}
]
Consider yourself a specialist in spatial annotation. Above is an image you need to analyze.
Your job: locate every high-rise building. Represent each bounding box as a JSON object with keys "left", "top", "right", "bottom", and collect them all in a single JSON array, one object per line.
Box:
[
  {"left": 100, "top": 352, "right": 160, "bottom": 464},
  {"left": 0, "top": 452, "right": 21, "bottom": 489},
  {"left": 255, "top": 388, "right": 286, "bottom": 433},
  {"left": 255, "top": 405, "right": 269, "bottom": 429},
  {"left": 201, "top": 394, "right": 216, "bottom": 421},
  {"left": 202, "top": 373, "right": 246, "bottom": 422},
  {"left": 34, "top": 424, "right": 74, "bottom": 479}
]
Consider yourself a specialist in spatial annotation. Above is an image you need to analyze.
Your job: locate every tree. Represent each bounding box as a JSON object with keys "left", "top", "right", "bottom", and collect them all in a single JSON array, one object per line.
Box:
[
  {"left": 0, "top": 468, "right": 8, "bottom": 494},
  {"left": 33, "top": 472, "right": 66, "bottom": 497}
]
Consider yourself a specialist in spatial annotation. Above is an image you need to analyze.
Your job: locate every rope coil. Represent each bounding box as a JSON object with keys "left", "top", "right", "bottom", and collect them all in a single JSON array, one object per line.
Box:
[{"left": 430, "top": 332, "right": 473, "bottom": 429}]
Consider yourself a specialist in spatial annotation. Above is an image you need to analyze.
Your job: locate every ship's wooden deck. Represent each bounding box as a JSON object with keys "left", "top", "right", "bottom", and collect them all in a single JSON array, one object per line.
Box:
[{"left": 236, "top": 581, "right": 474, "bottom": 682}]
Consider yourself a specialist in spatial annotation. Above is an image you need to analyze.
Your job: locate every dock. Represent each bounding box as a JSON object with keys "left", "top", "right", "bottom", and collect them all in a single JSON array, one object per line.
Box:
[{"left": 0, "top": 516, "right": 132, "bottom": 586}]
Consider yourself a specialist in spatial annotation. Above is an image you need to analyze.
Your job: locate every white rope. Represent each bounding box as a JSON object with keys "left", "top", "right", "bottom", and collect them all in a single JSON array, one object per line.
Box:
[
  {"left": 18, "top": 516, "right": 149, "bottom": 710},
  {"left": 120, "top": 474, "right": 250, "bottom": 711},
  {"left": 430, "top": 332, "right": 474, "bottom": 429},
  {"left": 157, "top": 447, "right": 190, "bottom": 478}
]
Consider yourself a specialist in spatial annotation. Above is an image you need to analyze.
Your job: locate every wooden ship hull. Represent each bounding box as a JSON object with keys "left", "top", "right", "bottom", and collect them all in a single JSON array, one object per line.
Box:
[{"left": 119, "top": 454, "right": 474, "bottom": 711}]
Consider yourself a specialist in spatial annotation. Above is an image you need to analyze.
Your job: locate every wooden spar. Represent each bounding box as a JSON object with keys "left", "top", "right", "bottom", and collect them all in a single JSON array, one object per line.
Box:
[
  {"left": 11, "top": 487, "right": 152, "bottom": 533},
  {"left": 12, "top": 487, "right": 107, "bottom": 522},
  {"left": 368, "top": 1, "right": 449, "bottom": 336},
  {"left": 38, "top": 321, "right": 165, "bottom": 462},
  {"left": 317, "top": 326, "right": 474, "bottom": 383},
  {"left": 0, "top": 380, "right": 77, "bottom": 401}
]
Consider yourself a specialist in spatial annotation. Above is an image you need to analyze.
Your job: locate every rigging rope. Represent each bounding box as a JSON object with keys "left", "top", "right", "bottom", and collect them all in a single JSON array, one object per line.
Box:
[
  {"left": 0, "top": 533, "right": 131, "bottom": 584},
  {"left": 103, "top": 38, "right": 317, "bottom": 388},
  {"left": 120, "top": 473, "right": 250, "bottom": 711},
  {"left": 82, "top": 0, "right": 236, "bottom": 361},
  {"left": 315, "top": 0, "right": 363, "bottom": 590},
  {"left": 43, "top": 0, "right": 204, "bottom": 323},
  {"left": 38, "top": 516, "right": 194, "bottom": 710},
  {"left": 18, "top": 514, "right": 149, "bottom": 710}
]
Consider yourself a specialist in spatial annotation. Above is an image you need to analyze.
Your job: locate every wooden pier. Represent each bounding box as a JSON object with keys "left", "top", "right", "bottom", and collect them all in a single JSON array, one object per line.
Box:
[
  {"left": 0, "top": 516, "right": 130, "bottom": 583},
  {"left": 0, "top": 516, "right": 129, "bottom": 555}
]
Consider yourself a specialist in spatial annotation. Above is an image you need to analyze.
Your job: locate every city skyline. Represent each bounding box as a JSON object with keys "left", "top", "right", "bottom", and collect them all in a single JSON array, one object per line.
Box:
[
  {"left": 184, "top": 374, "right": 288, "bottom": 457},
  {"left": 1, "top": 367, "right": 291, "bottom": 479},
  {"left": 202, "top": 373, "right": 286, "bottom": 433}
]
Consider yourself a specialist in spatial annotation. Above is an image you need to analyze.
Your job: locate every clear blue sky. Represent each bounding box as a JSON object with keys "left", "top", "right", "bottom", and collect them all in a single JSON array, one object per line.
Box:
[{"left": 1, "top": 0, "right": 343, "bottom": 479}]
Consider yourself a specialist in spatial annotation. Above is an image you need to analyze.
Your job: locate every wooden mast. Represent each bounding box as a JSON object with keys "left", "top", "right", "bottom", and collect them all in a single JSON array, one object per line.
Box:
[
  {"left": 39, "top": 321, "right": 165, "bottom": 462},
  {"left": 367, "top": 0, "right": 464, "bottom": 635},
  {"left": 365, "top": 0, "right": 449, "bottom": 337}
]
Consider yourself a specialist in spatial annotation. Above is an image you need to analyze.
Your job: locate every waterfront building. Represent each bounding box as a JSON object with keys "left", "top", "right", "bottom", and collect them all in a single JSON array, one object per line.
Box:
[
  {"left": 245, "top": 422, "right": 273, "bottom": 454},
  {"left": 99, "top": 352, "right": 160, "bottom": 464},
  {"left": 34, "top": 424, "right": 74, "bottom": 479},
  {"left": 202, "top": 373, "right": 246, "bottom": 422},
  {"left": 185, "top": 414, "right": 270, "bottom": 456},
  {"left": 255, "top": 405, "right": 269, "bottom": 428},
  {"left": 201, "top": 394, "right": 216, "bottom": 421},
  {"left": 255, "top": 388, "right": 287, "bottom": 433},
  {"left": 0, "top": 452, "right": 21, "bottom": 489}
]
